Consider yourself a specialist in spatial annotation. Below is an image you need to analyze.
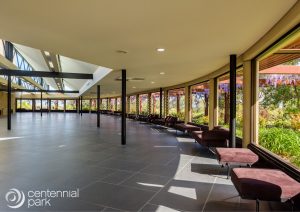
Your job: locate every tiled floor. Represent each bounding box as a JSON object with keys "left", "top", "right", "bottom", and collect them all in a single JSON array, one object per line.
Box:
[{"left": 0, "top": 113, "right": 292, "bottom": 211}]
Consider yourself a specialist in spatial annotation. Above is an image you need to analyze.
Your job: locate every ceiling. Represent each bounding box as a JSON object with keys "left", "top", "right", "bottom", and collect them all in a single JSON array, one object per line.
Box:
[
  {"left": 14, "top": 44, "right": 99, "bottom": 91},
  {"left": 0, "top": 0, "right": 297, "bottom": 97}
]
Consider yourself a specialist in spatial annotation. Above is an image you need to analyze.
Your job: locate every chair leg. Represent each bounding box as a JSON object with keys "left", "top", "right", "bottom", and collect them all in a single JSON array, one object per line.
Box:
[
  {"left": 256, "top": 199, "right": 259, "bottom": 212},
  {"left": 227, "top": 164, "right": 230, "bottom": 179}
]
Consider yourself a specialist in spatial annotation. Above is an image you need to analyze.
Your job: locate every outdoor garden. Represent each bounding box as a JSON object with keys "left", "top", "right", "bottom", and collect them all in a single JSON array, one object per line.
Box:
[{"left": 258, "top": 61, "right": 300, "bottom": 169}]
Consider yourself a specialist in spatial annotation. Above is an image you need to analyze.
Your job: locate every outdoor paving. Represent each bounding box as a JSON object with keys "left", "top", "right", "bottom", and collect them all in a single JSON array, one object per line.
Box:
[{"left": 0, "top": 113, "right": 292, "bottom": 211}]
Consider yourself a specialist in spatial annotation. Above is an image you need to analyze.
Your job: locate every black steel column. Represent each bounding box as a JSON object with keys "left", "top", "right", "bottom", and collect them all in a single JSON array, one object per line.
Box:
[
  {"left": 78, "top": 98, "right": 80, "bottom": 114},
  {"left": 7, "top": 75, "right": 11, "bottom": 130},
  {"left": 229, "top": 54, "right": 237, "bottom": 148},
  {"left": 121, "top": 69, "right": 126, "bottom": 145},
  {"left": 159, "top": 87, "right": 163, "bottom": 118},
  {"left": 97, "top": 85, "right": 100, "bottom": 128},
  {"left": 40, "top": 91, "right": 43, "bottom": 117},
  {"left": 64, "top": 99, "right": 66, "bottom": 113},
  {"left": 80, "top": 96, "right": 83, "bottom": 116}
]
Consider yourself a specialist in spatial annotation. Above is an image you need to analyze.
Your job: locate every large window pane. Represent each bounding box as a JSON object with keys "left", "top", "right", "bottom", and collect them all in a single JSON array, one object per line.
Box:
[
  {"left": 82, "top": 100, "right": 90, "bottom": 111},
  {"left": 51, "top": 100, "right": 64, "bottom": 110},
  {"left": 116, "top": 98, "right": 121, "bottom": 111},
  {"left": 90, "top": 99, "right": 97, "bottom": 111},
  {"left": 35, "top": 100, "right": 48, "bottom": 110},
  {"left": 17, "top": 99, "right": 32, "bottom": 110},
  {"left": 191, "top": 82, "right": 209, "bottom": 125},
  {"left": 129, "top": 96, "right": 136, "bottom": 114},
  {"left": 66, "top": 100, "right": 77, "bottom": 110},
  {"left": 258, "top": 37, "right": 300, "bottom": 169},
  {"left": 101, "top": 99, "right": 107, "bottom": 110},
  {"left": 151, "top": 92, "right": 164, "bottom": 115},
  {"left": 168, "top": 88, "right": 185, "bottom": 120},
  {"left": 217, "top": 74, "right": 230, "bottom": 128},
  {"left": 236, "top": 70, "right": 243, "bottom": 137},
  {"left": 109, "top": 98, "right": 116, "bottom": 111},
  {"left": 139, "top": 94, "right": 148, "bottom": 115}
]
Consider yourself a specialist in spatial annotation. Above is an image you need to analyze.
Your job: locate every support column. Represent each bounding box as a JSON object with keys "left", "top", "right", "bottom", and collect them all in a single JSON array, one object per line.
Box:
[
  {"left": 184, "top": 86, "right": 190, "bottom": 124},
  {"left": 106, "top": 98, "right": 109, "bottom": 110},
  {"left": 40, "top": 91, "right": 43, "bottom": 117},
  {"left": 230, "top": 54, "right": 237, "bottom": 148},
  {"left": 97, "top": 85, "right": 100, "bottom": 128},
  {"left": 7, "top": 75, "right": 11, "bottom": 130},
  {"left": 80, "top": 96, "right": 83, "bottom": 116},
  {"left": 243, "top": 60, "right": 251, "bottom": 147},
  {"left": 121, "top": 69, "right": 126, "bottom": 145},
  {"left": 136, "top": 94, "right": 139, "bottom": 115},
  {"left": 208, "top": 79, "right": 216, "bottom": 130},
  {"left": 77, "top": 98, "right": 80, "bottom": 114},
  {"left": 47, "top": 99, "right": 49, "bottom": 113},
  {"left": 64, "top": 99, "right": 66, "bottom": 113},
  {"left": 164, "top": 90, "right": 168, "bottom": 116},
  {"left": 49, "top": 99, "right": 51, "bottom": 112},
  {"left": 148, "top": 93, "right": 151, "bottom": 115},
  {"left": 159, "top": 88, "right": 163, "bottom": 118}
]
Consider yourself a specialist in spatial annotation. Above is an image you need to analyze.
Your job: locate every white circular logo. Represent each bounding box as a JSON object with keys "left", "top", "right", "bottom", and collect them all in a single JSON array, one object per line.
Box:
[{"left": 5, "top": 188, "right": 25, "bottom": 209}]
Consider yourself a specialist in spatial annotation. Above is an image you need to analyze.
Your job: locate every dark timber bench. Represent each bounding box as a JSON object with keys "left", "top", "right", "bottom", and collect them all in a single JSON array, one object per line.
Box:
[{"left": 231, "top": 168, "right": 300, "bottom": 211}]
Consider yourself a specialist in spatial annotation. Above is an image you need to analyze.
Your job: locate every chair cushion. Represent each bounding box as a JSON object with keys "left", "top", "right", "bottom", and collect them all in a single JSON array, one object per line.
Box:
[
  {"left": 216, "top": 148, "right": 259, "bottom": 165},
  {"left": 231, "top": 168, "right": 300, "bottom": 202}
]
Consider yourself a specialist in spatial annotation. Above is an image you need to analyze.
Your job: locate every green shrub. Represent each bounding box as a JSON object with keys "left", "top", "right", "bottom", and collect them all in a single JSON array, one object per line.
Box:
[{"left": 259, "top": 127, "right": 300, "bottom": 168}]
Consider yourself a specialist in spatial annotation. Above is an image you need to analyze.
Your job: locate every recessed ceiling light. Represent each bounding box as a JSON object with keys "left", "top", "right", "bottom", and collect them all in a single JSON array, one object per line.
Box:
[
  {"left": 157, "top": 48, "right": 165, "bottom": 52},
  {"left": 160, "top": 72, "right": 165, "bottom": 75},
  {"left": 151, "top": 81, "right": 155, "bottom": 84},
  {"left": 132, "top": 86, "right": 136, "bottom": 89}
]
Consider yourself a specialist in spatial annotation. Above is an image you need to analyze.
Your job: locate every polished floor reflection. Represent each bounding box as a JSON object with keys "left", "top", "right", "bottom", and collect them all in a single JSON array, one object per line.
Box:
[{"left": 0, "top": 113, "right": 291, "bottom": 211}]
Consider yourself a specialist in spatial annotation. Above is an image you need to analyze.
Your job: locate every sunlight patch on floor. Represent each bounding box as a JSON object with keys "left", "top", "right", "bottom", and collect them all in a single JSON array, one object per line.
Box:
[
  {"left": 0, "top": 137, "right": 23, "bottom": 141},
  {"left": 168, "top": 186, "right": 197, "bottom": 200}
]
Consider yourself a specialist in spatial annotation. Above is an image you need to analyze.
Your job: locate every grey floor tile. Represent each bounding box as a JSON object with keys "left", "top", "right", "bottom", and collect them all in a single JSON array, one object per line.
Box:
[
  {"left": 97, "top": 159, "right": 147, "bottom": 172},
  {"left": 140, "top": 164, "right": 181, "bottom": 177},
  {"left": 121, "top": 173, "right": 170, "bottom": 192},
  {"left": 150, "top": 179, "right": 213, "bottom": 211},
  {"left": 141, "top": 203, "right": 181, "bottom": 212},
  {"left": 100, "top": 170, "right": 134, "bottom": 185},
  {"left": 80, "top": 182, "right": 155, "bottom": 211}
]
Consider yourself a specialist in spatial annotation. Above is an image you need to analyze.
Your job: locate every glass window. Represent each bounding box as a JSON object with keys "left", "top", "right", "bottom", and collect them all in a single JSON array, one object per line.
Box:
[
  {"left": 217, "top": 74, "right": 230, "bottom": 128},
  {"left": 168, "top": 88, "right": 185, "bottom": 120},
  {"left": 129, "top": 96, "right": 136, "bottom": 114},
  {"left": 82, "top": 100, "right": 90, "bottom": 111},
  {"left": 66, "top": 100, "right": 77, "bottom": 110},
  {"left": 191, "top": 82, "right": 209, "bottom": 125},
  {"left": 258, "top": 37, "right": 300, "bottom": 168},
  {"left": 101, "top": 99, "right": 107, "bottom": 110},
  {"left": 109, "top": 98, "right": 116, "bottom": 111},
  {"left": 51, "top": 100, "right": 64, "bottom": 110},
  {"left": 116, "top": 98, "right": 121, "bottom": 111},
  {"left": 151, "top": 92, "right": 164, "bottom": 115},
  {"left": 90, "top": 99, "right": 97, "bottom": 111},
  {"left": 236, "top": 70, "right": 243, "bottom": 137},
  {"left": 17, "top": 99, "right": 32, "bottom": 110},
  {"left": 139, "top": 94, "right": 148, "bottom": 115}
]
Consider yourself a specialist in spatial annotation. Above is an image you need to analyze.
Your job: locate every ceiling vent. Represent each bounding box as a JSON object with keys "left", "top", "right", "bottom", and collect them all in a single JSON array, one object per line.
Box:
[{"left": 115, "top": 77, "right": 145, "bottom": 81}]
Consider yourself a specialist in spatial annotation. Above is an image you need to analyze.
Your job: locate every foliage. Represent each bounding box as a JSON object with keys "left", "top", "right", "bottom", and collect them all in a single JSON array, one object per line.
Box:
[
  {"left": 192, "top": 113, "right": 208, "bottom": 125},
  {"left": 259, "top": 127, "right": 300, "bottom": 168}
]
